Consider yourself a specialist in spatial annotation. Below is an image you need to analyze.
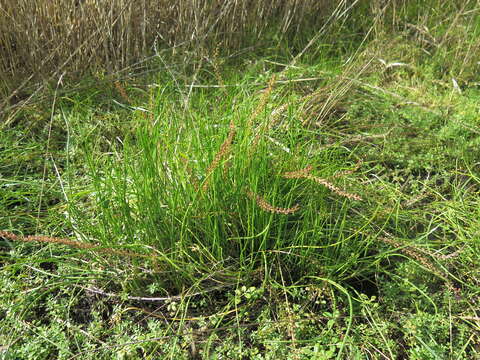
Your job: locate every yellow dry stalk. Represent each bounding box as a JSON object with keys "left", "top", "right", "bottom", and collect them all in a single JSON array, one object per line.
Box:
[
  {"left": 306, "top": 175, "right": 362, "bottom": 201},
  {"left": 114, "top": 80, "right": 132, "bottom": 104},
  {"left": 283, "top": 165, "right": 314, "bottom": 178},
  {"left": 0, "top": 230, "right": 153, "bottom": 259},
  {"left": 330, "top": 160, "right": 363, "bottom": 178},
  {"left": 246, "top": 190, "right": 300, "bottom": 215},
  {"left": 283, "top": 166, "right": 362, "bottom": 201},
  {"left": 380, "top": 235, "right": 445, "bottom": 277},
  {"left": 212, "top": 44, "right": 227, "bottom": 95},
  {"left": 246, "top": 74, "right": 277, "bottom": 158},
  {"left": 180, "top": 156, "right": 200, "bottom": 191},
  {"left": 202, "top": 119, "right": 236, "bottom": 192},
  {"left": 265, "top": 102, "right": 289, "bottom": 131},
  {"left": 248, "top": 74, "right": 276, "bottom": 128}
]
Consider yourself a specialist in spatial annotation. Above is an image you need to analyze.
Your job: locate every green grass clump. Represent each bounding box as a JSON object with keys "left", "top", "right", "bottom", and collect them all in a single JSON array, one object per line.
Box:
[{"left": 67, "top": 75, "right": 372, "bottom": 294}]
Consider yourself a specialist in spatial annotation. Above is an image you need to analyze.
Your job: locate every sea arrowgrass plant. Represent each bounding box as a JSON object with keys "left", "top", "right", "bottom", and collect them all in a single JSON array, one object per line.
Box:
[
  {"left": 60, "top": 71, "right": 384, "bottom": 297},
  {"left": 3, "top": 2, "right": 480, "bottom": 356}
]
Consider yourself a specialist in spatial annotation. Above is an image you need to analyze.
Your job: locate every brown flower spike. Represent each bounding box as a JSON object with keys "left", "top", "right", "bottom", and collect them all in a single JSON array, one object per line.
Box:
[
  {"left": 202, "top": 120, "right": 236, "bottom": 192},
  {"left": 246, "top": 190, "right": 300, "bottom": 214},
  {"left": 283, "top": 165, "right": 362, "bottom": 201}
]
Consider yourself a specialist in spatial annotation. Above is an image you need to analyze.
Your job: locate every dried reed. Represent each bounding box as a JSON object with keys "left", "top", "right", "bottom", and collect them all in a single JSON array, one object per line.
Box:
[
  {"left": 246, "top": 190, "right": 300, "bottom": 215},
  {"left": 266, "top": 103, "right": 289, "bottom": 130},
  {"left": 1, "top": 0, "right": 332, "bottom": 93}
]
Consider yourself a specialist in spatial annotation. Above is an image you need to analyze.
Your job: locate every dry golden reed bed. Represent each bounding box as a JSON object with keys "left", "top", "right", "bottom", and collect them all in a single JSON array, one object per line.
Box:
[{"left": 0, "top": 0, "right": 332, "bottom": 91}]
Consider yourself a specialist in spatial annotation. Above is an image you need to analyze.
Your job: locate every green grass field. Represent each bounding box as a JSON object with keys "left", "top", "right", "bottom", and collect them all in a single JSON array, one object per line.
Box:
[{"left": 1, "top": 1, "right": 480, "bottom": 359}]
